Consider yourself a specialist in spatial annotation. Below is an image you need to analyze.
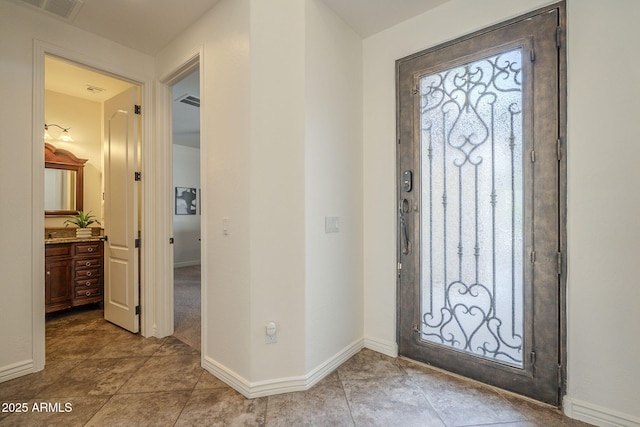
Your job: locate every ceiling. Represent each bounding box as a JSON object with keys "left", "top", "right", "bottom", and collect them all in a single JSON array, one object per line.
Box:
[
  {"left": 13, "top": 0, "right": 450, "bottom": 55},
  {"left": 39, "top": 0, "right": 449, "bottom": 149},
  {"left": 45, "top": 56, "right": 200, "bottom": 147},
  {"left": 321, "top": 0, "right": 450, "bottom": 38},
  {"left": 45, "top": 56, "right": 134, "bottom": 103}
]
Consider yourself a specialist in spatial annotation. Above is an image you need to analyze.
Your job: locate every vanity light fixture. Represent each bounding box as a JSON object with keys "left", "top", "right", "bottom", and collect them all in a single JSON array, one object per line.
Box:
[{"left": 44, "top": 123, "right": 74, "bottom": 142}]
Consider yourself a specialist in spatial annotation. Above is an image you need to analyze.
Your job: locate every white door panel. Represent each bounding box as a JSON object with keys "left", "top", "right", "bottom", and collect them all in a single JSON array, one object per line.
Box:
[{"left": 104, "top": 87, "right": 140, "bottom": 333}]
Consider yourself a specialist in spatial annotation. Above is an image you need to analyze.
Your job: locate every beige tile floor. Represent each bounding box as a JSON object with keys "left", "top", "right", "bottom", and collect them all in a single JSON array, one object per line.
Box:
[{"left": 0, "top": 307, "right": 591, "bottom": 426}]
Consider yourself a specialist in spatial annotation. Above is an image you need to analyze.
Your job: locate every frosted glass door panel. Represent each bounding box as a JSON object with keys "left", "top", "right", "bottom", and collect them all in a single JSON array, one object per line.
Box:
[{"left": 419, "top": 48, "right": 524, "bottom": 367}]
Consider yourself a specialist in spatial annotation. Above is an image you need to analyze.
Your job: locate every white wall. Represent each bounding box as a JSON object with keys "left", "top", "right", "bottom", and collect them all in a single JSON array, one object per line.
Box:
[
  {"left": 304, "top": 0, "right": 364, "bottom": 371},
  {"left": 248, "top": 0, "right": 307, "bottom": 382},
  {"left": 172, "top": 144, "right": 201, "bottom": 267},
  {"left": 0, "top": 0, "right": 154, "bottom": 381},
  {"left": 156, "top": 0, "right": 253, "bottom": 387},
  {"left": 363, "top": 0, "right": 640, "bottom": 425},
  {"left": 45, "top": 91, "right": 102, "bottom": 228},
  {"left": 564, "top": 1, "right": 640, "bottom": 424},
  {"left": 157, "top": 0, "right": 364, "bottom": 393}
]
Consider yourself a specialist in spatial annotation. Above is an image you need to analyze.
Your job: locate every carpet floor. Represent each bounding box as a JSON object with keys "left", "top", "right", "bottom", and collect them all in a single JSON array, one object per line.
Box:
[{"left": 173, "top": 265, "right": 201, "bottom": 351}]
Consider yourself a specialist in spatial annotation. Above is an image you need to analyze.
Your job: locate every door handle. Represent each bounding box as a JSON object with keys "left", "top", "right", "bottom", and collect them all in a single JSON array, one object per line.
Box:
[{"left": 400, "top": 198, "right": 411, "bottom": 254}]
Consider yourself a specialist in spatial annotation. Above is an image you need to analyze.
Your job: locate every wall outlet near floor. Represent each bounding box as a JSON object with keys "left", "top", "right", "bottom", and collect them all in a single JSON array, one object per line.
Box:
[{"left": 265, "top": 321, "right": 278, "bottom": 344}]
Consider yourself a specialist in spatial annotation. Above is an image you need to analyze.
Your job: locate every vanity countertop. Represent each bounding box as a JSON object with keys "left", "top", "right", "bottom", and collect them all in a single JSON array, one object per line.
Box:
[
  {"left": 45, "top": 227, "right": 103, "bottom": 243},
  {"left": 45, "top": 237, "right": 105, "bottom": 245}
]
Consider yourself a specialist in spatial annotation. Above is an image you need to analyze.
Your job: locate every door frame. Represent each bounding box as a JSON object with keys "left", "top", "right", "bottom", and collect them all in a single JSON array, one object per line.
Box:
[
  {"left": 32, "top": 40, "right": 156, "bottom": 370},
  {"left": 395, "top": 1, "right": 567, "bottom": 403},
  {"left": 156, "top": 48, "right": 205, "bottom": 346}
]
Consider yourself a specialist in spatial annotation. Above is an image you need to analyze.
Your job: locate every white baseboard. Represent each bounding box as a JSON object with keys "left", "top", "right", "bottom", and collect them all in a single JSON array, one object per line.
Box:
[
  {"left": 564, "top": 396, "right": 640, "bottom": 427},
  {"left": 364, "top": 335, "right": 398, "bottom": 357},
  {"left": 0, "top": 359, "right": 35, "bottom": 383},
  {"left": 201, "top": 338, "right": 364, "bottom": 399},
  {"left": 174, "top": 260, "right": 201, "bottom": 268},
  {"left": 306, "top": 338, "right": 364, "bottom": 388}
]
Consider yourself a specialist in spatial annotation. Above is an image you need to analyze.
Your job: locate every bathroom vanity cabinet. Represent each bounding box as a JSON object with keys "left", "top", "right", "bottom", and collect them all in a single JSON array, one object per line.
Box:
[{"left": 45, "top": 240, "right": 104, "bottom": 313}]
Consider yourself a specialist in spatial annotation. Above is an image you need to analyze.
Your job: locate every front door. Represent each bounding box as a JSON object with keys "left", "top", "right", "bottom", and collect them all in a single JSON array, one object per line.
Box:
[
  {"left": 103, "top": 87, "right": 140, "bottom": 333},
  {"left": 397, "top": 4, "right": 565, "bottom": 404}
]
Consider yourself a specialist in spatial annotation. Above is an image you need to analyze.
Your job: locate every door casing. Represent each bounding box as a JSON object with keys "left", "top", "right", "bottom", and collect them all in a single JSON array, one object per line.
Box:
[{"left": 32, "top": 41, "right": 157, "bottom": 373}]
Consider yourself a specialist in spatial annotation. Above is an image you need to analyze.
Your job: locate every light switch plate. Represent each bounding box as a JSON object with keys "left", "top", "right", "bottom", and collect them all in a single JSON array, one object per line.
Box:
[{"left": 325, "top": 216, "right": 340, "bottom": 233}]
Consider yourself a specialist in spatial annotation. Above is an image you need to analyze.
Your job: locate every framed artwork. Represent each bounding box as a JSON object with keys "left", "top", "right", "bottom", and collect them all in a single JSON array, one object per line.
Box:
[{"left": 175, "top": 187, "right": 197, "bottom": 215}]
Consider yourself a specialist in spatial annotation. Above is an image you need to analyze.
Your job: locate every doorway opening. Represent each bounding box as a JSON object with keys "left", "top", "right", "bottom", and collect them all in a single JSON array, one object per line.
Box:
[
  {"left": 171, "top": 69, "right": 202, "bottom": 351},
  {"left": 44, "top": 55, "right": 142, "bottom": 335}
]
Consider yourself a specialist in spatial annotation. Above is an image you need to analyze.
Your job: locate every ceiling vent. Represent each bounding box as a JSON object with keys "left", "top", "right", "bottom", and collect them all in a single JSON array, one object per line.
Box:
[
  {"left": 176, "top": 94, "right": 200, "bottom": 108},
  {"left": 17, "top": 0, "right": 84, "bottom": 22}
]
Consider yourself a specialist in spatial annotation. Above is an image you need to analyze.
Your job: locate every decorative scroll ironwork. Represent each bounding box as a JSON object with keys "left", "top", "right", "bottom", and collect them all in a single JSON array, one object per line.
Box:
[{"left": 419, "top": 48, "right": 524, "bottom": 367}]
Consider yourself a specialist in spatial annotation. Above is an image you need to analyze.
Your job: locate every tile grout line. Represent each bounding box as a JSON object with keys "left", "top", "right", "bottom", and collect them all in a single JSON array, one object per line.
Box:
[
  {"left": 398, "top": 360, "right": 449, "bottom": 427},
  {"left": 171, "top": 368, "right": 202, "bottom": 427}
]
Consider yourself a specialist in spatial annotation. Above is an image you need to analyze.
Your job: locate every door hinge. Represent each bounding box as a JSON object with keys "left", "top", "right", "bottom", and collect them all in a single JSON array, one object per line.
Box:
[
  {"left": 531, "top": 150, "right": 536, "bottom": 163},
  {"left": 102, "top": 235, "right": 108, "bottom": 242},
  {"left": 134, "top": 171, "right": 141, "bottom": 181},
  {"left": 555, "top": 26, "right": 562, "bottom": 48},
  {"left": 134, "top": 104, "right": 141, "bottom": 115},
  {"left": 397, "top": 262, "right": 402, "bottom": 278},
  {"left": 530, "top": 48, "right": 535, "bottom": 62},
  {"left": 135, "top": 305, "right": 141, "bottom": 315},
  {"left": 169, "top": 237, "right": 174, "bottom": 244},
  {"left": 412, "top": 84, "right": 419, "bottom": 95},
  {"left": 135, "top": 238, "right": 141, "bottom": 248},
  {"left": 557, "top": 138, "right": 562, "bottom": 161},
  {"left": 557, "top": 364, "right": 563, "bottom": 385},
  {"left": 530, "top": 250, "right": 536, "bottom": 264},
  {"left": 412, "top": 323, "right": 420, "bottom": 334},
  {"left": 557, "top": 251, "right": 563, "bottom": 275},
  {"left": 530, "top": 351, "right": 537, "bottom": 367}
]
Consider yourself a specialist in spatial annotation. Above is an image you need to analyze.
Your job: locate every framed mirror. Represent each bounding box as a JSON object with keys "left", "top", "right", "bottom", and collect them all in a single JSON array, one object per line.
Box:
[{"left": 44, "top": 142, "right": 87, "bottom": 216}]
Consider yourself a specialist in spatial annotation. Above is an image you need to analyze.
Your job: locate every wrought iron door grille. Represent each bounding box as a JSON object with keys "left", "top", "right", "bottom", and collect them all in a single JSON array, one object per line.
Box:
[{"left": 419, "top": 48, "right": 524, "bottom": 367}]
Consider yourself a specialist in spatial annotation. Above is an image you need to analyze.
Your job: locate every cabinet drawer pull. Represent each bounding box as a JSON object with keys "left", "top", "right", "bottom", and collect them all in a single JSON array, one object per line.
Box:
[
  {"left": 86, "top": 261, "right": 92, "bottom": 267},
  {"left": 46, "top": 271, "right": 50, "bottom": 275},
  {"left": 86, "top": 291, "right": 91, "bottom": 296},
  {"left": 88, "top": 247, "right": 94, "bottom": 253},
  {"left": 86, "top": 281, "right": 91, "bottom": 286},
  {"left": 86, "top": 271, "right": 92, "bottom": 277}
]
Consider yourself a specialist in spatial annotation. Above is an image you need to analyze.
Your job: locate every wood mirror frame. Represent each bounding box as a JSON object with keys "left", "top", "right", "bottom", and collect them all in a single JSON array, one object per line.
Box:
[{"left": 45, "top": 142, "right": 87, "bottom": 217}]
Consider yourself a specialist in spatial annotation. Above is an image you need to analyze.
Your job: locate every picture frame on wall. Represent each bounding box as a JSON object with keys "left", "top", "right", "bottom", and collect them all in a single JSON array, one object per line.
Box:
[{"left": 175, "top": 187, "right": 197, "bottom": 215}]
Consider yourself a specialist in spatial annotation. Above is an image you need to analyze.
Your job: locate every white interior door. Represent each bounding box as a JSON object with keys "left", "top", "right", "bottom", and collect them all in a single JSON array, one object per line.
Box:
[{"left": 103, "top": 86, "right": 140, "bottom": 333}]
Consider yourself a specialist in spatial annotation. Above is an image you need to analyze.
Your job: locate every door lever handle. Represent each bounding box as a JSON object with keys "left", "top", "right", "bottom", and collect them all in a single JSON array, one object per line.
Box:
[{"left": 400, "top": 198, "right": 411, "bottom": 254}]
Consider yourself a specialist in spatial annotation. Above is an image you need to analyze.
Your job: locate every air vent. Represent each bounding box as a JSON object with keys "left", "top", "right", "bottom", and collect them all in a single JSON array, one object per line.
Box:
[
  {"left": 17, "top": 0, "right": 84, "bottom": 21},
  {"left": 175, "top": 94, "right": 200, "bottom": 108}
]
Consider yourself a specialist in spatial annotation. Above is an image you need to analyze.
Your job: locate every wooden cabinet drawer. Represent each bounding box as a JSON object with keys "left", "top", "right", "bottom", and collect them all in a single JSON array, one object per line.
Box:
[
  {"left": 75, "top": 257, "right": 102, "bottom": 269},
  {"left": 46, "top": 244, "right": 71, "bottom": 257},
  {"left": 75, "top": 278, "right": 101, "bottom": 289},
  {"left": 75, "top": 267, "right": 100, "bottom": 279},
  {"left": 75, "top": 287, "right": 102, "bottom": 299},
  {"left": 74, "top": 243, "right": 102, "bottom": 255}
]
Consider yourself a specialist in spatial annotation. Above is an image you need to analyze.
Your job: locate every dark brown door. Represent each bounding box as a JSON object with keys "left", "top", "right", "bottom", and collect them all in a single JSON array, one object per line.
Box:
[
  {"left": 45, "top": 259, "right": 72, "bottom": 310},
  {"left": 397, "top": 4, "right": 565, "bottom": 404}
]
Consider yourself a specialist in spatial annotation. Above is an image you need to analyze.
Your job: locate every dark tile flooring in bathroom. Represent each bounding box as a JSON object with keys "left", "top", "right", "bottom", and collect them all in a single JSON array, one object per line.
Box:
[{"left": 0, "top": 307, "right": 591, "bottom": 427}]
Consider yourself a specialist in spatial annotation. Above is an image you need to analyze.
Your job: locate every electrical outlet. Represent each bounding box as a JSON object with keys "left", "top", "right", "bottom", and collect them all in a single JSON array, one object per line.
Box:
[{"left": 265, "top": 321, "right": 278, "bottom": 344}]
